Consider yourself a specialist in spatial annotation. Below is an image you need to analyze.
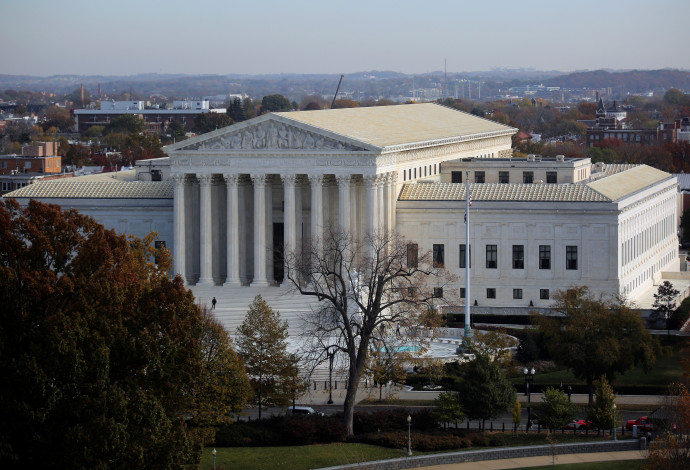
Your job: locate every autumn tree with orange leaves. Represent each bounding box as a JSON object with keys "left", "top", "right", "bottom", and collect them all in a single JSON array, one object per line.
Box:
[{"left": 0, "top": 199, "right": 247, "bottom": 469}]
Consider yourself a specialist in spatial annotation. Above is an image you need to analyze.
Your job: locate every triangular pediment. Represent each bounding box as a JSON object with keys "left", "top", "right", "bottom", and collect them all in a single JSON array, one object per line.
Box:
[{"left": 166, "top": 114, "right": 372, "bottom": 153}]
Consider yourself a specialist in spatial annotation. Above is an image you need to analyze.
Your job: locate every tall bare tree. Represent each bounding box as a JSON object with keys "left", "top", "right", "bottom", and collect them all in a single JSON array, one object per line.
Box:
[{"left": 285, "top": 226, "right": 453, "bottom": 436}]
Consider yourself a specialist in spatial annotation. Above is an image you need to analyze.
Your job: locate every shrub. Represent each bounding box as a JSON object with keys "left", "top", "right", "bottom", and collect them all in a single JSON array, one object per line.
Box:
[
  {"left": 357, "top": 431, "right": 471, "bottom": 451},
  {"left": 214, "top": 415, "right": 345, "bottom": 447}
]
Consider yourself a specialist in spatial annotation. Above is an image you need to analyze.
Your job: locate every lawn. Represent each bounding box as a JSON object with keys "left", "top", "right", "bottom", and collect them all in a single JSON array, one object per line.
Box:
[
  {"left": 200, "top": 443, "right": 405, "bottom": 470},
  {"left": 199, "top": 433, "right": 624, "bottom": 470}
]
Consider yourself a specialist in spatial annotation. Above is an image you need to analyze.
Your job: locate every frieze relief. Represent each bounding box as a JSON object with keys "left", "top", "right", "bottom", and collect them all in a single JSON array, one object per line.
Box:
[{"left": 180, "top": 121, "right": 367, "bottom": 152}]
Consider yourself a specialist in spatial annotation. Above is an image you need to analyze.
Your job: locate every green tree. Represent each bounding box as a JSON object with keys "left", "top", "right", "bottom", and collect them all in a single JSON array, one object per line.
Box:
[
  {"left": 433, "top": 391, "right": 465, "bottom": 429},
  {"left": 167, "top": 119, "right": 186, "bottom": 140},
  {"left": 0, "top": 199, "right": 209, "bottom": 469},
  {"left": 261, "top": 94, "right": 292, "bottom": 113},
  {"left": 464, "top": 329, "right": 518, "bottom": 367},
  {"left": 83, "top": 125, "right": 104, "bottom": 138},
  {"left": 235, "top": 295, "right": 300, "bottom": 418},
  {"left": 512, "top": 399, "right": 522, "bottom": 432},
  {"left": 104, "top": 114, "right": 145, "bottom": 135},
  {"left": 227, "top": 97, "right": 246, "bottom": 122},
  {"left": 243, "top": 97, "right": 257, "bottom": 119},
  {"left": 192, "top": 306, "right": 251, "bottom": 440},
  {"left": 534, "top": 387, "right": 577, "bottom": 432},
  {"left": 587, "top": 375, "right": 618, "bottom": 432},
  {"left": 193, "top": 112, "right": 233, "bottom": 134},
  {"left": 366, "top": 337, "right": 411, "bottom": 401},
  {"left": 651, "top": 280, "right": 680, "bottom": 335},
  {"left": 534, "top": 287, "right": 660, "bottom": 404},
  {"left": 455, "top": 354, "right": 516, "bottom": 430}
]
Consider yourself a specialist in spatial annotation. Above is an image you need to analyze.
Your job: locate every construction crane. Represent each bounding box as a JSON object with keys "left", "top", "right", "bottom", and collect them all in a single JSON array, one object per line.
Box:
[{"left": 330, "top": 74, "right": 344, "bottom": 109}]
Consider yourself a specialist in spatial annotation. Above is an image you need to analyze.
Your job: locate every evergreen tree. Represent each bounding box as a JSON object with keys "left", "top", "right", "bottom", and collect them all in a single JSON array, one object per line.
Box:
[
  {"left": 651, "top": 280, "right": 680, "bottom": 335},
  {"left": 235, "top": 295, "right": 300, "bottom": 418},
  {"left": 587, "top": 375, "right": 617, "bottom": 432},
  {"left": 535, "top": 387, "right": 577, "bottom": 432}
]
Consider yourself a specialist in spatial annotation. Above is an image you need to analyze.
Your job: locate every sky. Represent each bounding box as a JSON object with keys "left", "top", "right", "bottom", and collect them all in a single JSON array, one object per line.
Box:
[{"left": 2, "top": 0, "right": 689, "bottom": 77}]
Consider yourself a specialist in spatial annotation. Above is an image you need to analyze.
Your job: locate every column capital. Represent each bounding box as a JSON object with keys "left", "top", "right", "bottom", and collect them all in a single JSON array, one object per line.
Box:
[
  {"left": 363, "top": 174, "right": 378, "bottom": 186},
  {"left": 251, "top": 174, "right": 267, "bottom": 186},
  {"left": 389, "top": 172, "right": 399, "bottom": 184},
  {"left": 282, "top": 174, "right": 297, "bottom": 186},
  {"left": 308, "top": 174, "right": 324, "bottom": 186},
  {"left": 223, "top": 173, "right": 240, "bottom": 185},
  {"left": 171, "top": 173, "right": 186, "bottom": 184},
  {"left": 336, "top": 174, "right": 352, "bottom": 187},
  {"left": 197, "top": 174, "right": 213, "bottom": 185}
]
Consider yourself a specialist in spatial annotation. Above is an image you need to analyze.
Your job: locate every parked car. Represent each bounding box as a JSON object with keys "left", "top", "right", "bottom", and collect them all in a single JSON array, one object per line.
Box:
[
  {"left": 564, "top": 419, "right": 591, "bottom": 430},
  {"left": 626, "top": 416, "right": 653, "bottom": 432},
  {"left": 286, "top": 406, "right": 323, "bottom": 416}
]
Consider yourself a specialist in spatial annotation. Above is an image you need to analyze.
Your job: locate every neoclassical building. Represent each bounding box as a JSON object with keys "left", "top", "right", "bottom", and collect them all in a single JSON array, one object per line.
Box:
[
  {"left": 4, "top": 103, "right": 686, "bottom": 313},
  {"left": 163, "top": 103, "right": 514, "bottom": 287}
]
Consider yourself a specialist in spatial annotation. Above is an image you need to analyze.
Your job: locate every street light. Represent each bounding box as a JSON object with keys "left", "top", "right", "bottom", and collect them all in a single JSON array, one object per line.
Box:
[
  {"left": 407, "top": 415, "right": 412, "bottom": 456},
  {"left": 327, "top": 346, "right": 336, "bottom": 405},
  {"left": 524, "top": 367, "right": 535, "bottom": 431},
  {"left": 212, "top": 448, "right": 217, "bottom": 470},
  {"left": 612, "top": 403, "right": 617, "bottom": 441}
]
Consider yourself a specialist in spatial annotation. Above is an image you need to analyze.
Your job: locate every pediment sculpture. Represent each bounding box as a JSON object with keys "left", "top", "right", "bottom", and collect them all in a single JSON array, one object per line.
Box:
[{"left": 183, "top": 121, "right": 367, "bottom": 151}]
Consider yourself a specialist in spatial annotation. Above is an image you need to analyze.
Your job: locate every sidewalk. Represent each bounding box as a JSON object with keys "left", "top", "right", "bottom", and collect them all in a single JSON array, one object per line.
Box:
[{"left": 413, "top": 450, "right": 646, "bottom": 470}]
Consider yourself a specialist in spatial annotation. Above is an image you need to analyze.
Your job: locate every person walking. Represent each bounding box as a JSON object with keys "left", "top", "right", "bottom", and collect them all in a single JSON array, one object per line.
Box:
[{"left": 211, "top": 297, "right": 217, "bottom": 309}]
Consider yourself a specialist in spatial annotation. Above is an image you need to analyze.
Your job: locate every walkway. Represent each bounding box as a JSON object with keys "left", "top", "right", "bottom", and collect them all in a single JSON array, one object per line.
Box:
[{"left": 414, "top": 450, "right": 645, "bottom": 470}]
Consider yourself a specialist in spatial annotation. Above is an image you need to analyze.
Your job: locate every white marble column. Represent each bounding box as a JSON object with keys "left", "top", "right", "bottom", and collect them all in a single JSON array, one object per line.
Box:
[
  {"left": 265, "top": 177, "right": 274, "bottom": 285},
  {"left": 283, "top": 174, "right": 297, "bottom": 258},
  {"left": 336, "top": 175, "right": 351, "bottom": 232},
  {"left": 198, "top": 174, "right": 213, "bottom": 285},
  {"left": 173, "top": 174, "right": 186, "bottom": 283},
  {"left": 224, "top": 174, "right": 241, "bottom": 286},
  {"left": 388, "top": 172, "right": 398, "bottom": 234},
  {"left": 309, "top": 175, "right": 324, "bottom": 249},
  {"left": 295, "top": 177, "right": 304, "bottom": 254},
  {"left": 364, "top": 175, "right": 378, "bottom": 237},
  {"left": 251, "top": 174, "right": 269, "bottom": 286},
  {"left": 377, "top": 175, "right": 385, "bottom": 233}
]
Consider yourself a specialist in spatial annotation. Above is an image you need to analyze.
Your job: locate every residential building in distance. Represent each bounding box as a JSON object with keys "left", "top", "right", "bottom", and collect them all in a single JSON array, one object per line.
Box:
[
  {"left": 72, "top": 99, "right": 226, "bottom": 134},
  {"left": 0, "top": 142, "right": 66, "bottom": 195}
]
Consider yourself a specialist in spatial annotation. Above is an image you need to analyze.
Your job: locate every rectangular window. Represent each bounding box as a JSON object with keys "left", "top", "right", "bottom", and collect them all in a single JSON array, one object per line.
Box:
[
  {"left": 451, "top": 171, "right": 462, "bottom": 183},
  {"left": 513, "top": 288, "right": 523, "bottom": 300},
  {"left": 460, "top": 288, "right": 465, "bottom": 298},
  {"left": 523, "top": 171, "right": 534, "bottom": 184},
  {"left": 25, "top": 161, "right": 32, "bottom": 169},
  {"left": 433, "top": 244, "right": 445, "bottom": 268},
  {"left": 499, "top": 171, "right": 509, "bottom": 183},
  {"left": 566, "top": 245, "right": 578, "bottom": 270},
  {"left": 486, "top": 288, "right": 496, "bottom": 299},
  {"left": 1, "top": 161, "right": 7, "bottom": 169},
  {"left": 540, "top": 289, "right": 550, "bottom": 300},
  {"left": 459, "top": 244, "right": 471, "bottom": 268},
  {"left": 474, "top": 171, "right": 485, "bottom": 183},
  {"left": 407, "top": 243, "right": 418, "bottom": 268},
  {"left": 539, "top": 245, "right": 551, "bottom": 269},
  {"left": 546, "top": 171, "right": 557, "bottom": 183},
  {"left": 512, "top": 245, "right": 524, "bottom": 269},
  {"left": 486, "top": 245, "right": 497, "bottom": 269},
  {"left": 433, "top": 287, "right": 443, "bottom": 299}
]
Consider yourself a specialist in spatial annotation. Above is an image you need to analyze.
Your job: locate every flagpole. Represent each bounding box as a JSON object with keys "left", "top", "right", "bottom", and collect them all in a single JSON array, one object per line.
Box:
[{"left": 464, "top": 170, "right": 472, "bottom": 340}]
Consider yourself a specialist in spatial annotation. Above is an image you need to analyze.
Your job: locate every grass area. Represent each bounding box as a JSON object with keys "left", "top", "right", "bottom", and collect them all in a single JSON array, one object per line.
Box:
[
  {"left": 200, "top": 433, "right": 628, "bottom": 470},
  {"left": 200, "top": 443, "right": 405, "bottom": 470},
  {"left": 512, "top": 335, "right": 685, "bottom": 390},
  {"left": 520, "top": 461, "right": 645, "bottom": 470}
]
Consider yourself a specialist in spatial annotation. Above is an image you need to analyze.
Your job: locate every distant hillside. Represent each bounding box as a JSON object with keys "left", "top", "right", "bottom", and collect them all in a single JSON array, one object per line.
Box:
[{"left": 544, "top": 69, "right": 690, "bottom": 92}]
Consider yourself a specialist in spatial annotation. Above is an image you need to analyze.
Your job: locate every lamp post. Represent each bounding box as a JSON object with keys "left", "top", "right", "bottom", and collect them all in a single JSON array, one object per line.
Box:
[
  {"left": 327, "top": 346, "right": 336, "bottom": 405},
  {"left": 612, "top": 403, "right": 617, "bottom": 441},
  {"left": 407, "top": 415, "right": 412, "bottom": 456},
  {"left": 524, "top": 367, "right": 535, "bottom": 431},
  {"left": 212, "top": 448, "right": 217, "bottom": 470}
]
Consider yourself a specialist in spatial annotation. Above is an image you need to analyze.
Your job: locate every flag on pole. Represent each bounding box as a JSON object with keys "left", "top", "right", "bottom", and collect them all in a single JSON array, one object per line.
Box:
[{"left": 469, "top": 194, "right": 472, "bottom": 206}]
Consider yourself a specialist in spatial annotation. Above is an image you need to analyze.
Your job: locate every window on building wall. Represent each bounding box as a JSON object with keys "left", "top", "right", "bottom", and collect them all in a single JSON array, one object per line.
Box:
[
  {"left": 434, "top": 164, "right": 437, "bottom": 174},
  {"left": 424, "top": 166, "right": 427, "bottom": 177},
  {"left": 414, "top": 168, "right": 417, "bottom": 179},
  {"left": 499, "top": 171, "right": 509, "bottom": 183},
  {"left": 540, "top": 289, "right": 550, "bottom": 300},
  {"left": 512, "top": 245, "right": 524, "bottom": 269},
  {"left": 539, "top": 245, "right": 551, "bottom": 269},
  {"left": 486, "top": 245, "right": 497, "bottom": 269},
  {"left": 546, "top": 171, "right": 557, "bottom": 183},
  {"left": 1, "top": 161, "right": 6, "bottom": 169},
  {"left": 523, "top": 171, "right": 534, "bottom": 183},
  {"left": 451, "top": 171, "right": 462, "bottom": 183},
  {"left": 407, "top": 243, "right": 418, "bottom": 268},
  {"left": 459, "top": 244, "right": 471, "bottom": 268},
  {"left": 566, "top": 245, "right": 578, "bottom": 270},
  {"left": 486, "top": 288, "right": 496, "bottom": 299},
  {"left": 433, "top": 244, "right": 445, "bottom": 268},
  {"left": 460, "top": 288, "right": 465, "bottom": 298},
  {"left": 433, "top": 287, "right": 444, "bottom": 299},
  {"left": 513, "top": 289, "right": 523, "bottom": 299},
  {"left": 475, "top": 171, "right": 485, "bottom": 183}
]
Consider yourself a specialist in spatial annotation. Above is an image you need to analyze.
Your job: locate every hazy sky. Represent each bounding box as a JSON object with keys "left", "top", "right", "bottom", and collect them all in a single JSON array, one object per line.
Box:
[{"left": 3, "top": 0, "right": 689, "bottom": 76}]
